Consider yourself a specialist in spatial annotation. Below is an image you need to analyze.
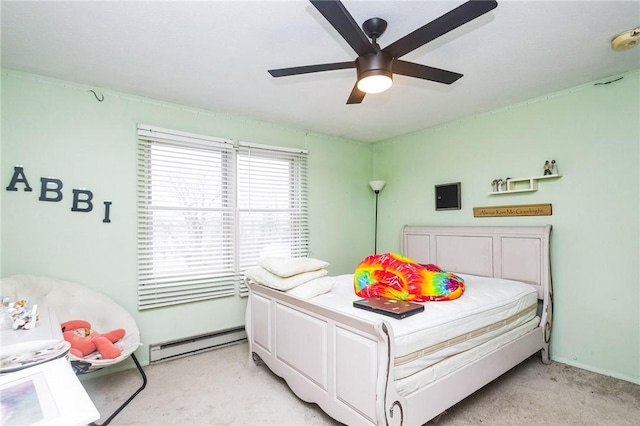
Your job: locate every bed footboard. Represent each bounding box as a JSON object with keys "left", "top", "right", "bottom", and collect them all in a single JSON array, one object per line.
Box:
[
  {"left": 246, "top": 281, "right": 546, "bottom": 426},
  {"left": 246, "top": 281, "right": 401, "bottom": 426}
]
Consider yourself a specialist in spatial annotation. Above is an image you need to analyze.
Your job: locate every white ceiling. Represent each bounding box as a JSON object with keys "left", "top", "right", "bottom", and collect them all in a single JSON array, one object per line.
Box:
[{"left": 2, "top": 1, "right": 639, "bottom": 142}]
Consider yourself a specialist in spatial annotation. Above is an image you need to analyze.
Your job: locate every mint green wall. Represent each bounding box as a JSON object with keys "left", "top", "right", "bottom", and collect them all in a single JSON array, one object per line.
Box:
[
  {"left": 3, "top": 69, "right": 638, "bottom": 384},
  {"left": 373, "top": 71, "right": 640, "bottom": 384},
  {"left": 0, "top": 70, "right": 373, "bottom": 366}
]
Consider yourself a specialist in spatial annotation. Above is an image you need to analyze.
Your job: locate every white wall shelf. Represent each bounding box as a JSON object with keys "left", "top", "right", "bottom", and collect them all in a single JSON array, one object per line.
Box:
[{"left": 489, "top": 174, "right": 562, "bottom": 195}]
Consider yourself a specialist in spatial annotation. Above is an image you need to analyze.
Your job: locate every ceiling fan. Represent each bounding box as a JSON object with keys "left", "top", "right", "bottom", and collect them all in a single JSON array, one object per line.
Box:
[{"left": 268, "top": 0, "right": 498, "bottom": 104}]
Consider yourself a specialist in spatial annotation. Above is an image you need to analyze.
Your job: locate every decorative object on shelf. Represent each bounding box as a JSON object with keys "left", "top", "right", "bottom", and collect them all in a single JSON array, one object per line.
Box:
[
  {"left": 489, "top": 174, "right": 562, "bottom": 195},
  {"left": 491, "top": 179, "right": 499, "bottom": 192},
  {"left": 496, "top": 179, "right": 503, "bottom": 191},
  {"left": 435, "top": 182, "right": 461, "bottom": 211},
  {"left": 473, "top": 203, "right": 552, "bottom": 217},
  {"left": 369, "top": 180, "right": 386, "bottom": 254},
  {"left": 502, "top": 178, "right": 511, "bottom": 192},
  {"left": 551, "top": 160, "right": 558, "bottom": 175},
  {"left": 543, "top": 160, "right": 551, "bottom": 175}
]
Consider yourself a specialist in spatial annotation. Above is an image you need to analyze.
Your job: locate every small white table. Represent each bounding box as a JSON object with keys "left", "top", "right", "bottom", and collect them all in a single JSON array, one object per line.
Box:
[
  {"left": 1, "top": 306, "right": 100, "bottom": 425},
  {"left": 1, "top": 307, "right": 63, "bottom": 345}
]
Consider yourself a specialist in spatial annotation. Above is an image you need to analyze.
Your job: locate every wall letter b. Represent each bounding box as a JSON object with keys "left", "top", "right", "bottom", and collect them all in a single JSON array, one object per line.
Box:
[
  {"left": 39, "top": 178, "right": 63, "bottom": 202},
  {"left": 72, "top": 189, "right": 94, "bottom": 212}
]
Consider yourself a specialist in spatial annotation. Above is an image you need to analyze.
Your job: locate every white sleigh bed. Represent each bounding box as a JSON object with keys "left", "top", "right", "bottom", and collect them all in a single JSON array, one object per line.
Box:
[{"left": 245, "top": 225, "right": 553, "bottom": 425}]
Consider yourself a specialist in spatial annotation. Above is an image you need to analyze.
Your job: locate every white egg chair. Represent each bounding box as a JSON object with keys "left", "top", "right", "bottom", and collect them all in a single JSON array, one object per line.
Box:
[{"left": 0, "top": 275, "right": 147, "bottom": 426}]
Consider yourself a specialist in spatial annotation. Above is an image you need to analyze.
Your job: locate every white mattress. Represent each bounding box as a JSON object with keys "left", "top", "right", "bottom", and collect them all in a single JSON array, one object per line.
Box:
[
  {"left": 311, "top": 273, "right": 539, "bottom": 381},
  {"left": 394, "top": 317, "right": 540, "bottom": 396}
]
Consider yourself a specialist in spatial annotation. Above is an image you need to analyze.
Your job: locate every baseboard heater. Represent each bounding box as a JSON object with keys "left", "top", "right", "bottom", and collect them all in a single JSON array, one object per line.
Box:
[{"left": 149, "top": 326, "right": 247, "bottom": 363}]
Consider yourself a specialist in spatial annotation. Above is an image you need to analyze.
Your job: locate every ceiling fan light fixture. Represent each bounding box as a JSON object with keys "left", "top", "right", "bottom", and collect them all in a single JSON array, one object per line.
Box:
[
  {"left": 357, "top": 71, "right": 393, "bottom": 93},
  {"left": 355, "top": 51, "right": 393, "bottom": 94},
  {"left": 269, "top": 0, "right": 499, "bottom": 104}
]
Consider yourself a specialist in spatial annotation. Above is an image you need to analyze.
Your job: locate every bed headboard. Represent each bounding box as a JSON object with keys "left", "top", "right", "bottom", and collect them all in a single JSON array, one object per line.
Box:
[{"left": 401, "top": 225, "right": 552, "bottom": 300}]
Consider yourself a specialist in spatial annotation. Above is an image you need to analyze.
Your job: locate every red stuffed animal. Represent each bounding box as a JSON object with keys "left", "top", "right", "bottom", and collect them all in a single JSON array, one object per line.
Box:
[{"left": 61, "top": 319, "right": 125, "bottom": 360}]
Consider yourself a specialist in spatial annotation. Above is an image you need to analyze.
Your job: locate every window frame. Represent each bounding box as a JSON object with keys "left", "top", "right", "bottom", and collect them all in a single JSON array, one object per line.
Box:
[{"left": 137, "top": 124, "right": 308, "bottom": 310}]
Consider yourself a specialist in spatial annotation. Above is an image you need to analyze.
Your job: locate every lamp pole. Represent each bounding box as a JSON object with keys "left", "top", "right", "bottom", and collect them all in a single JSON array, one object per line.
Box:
[
  {"left": 373, "top": 189, "right": 380, "bottom": 254},
  {"left": 369, "top": 181, "right": 386, "bottom": 254}
]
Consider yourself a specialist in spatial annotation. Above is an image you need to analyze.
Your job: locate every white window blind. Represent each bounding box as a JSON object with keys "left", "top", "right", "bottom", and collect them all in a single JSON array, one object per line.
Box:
[
  {"left": 137, "top": 124, "right": 308, "bottom": 309},
  {"left": 236, "top": 144, "right": 309, "bottom": 296}
]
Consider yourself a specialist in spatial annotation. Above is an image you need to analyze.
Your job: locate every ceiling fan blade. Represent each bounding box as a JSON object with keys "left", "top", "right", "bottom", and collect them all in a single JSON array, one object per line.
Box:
[
  {"left": 310, "top": 0, "right": 376, "bottom": 56},
  {"left": 394, "top": 60, "right": 463, "bottom": 84},
  {"left": 346, "top": 84, "right": 366, "bottom": 104},
  {"left": 269, "top": 61, "right": 355, "bottom": 77},
  {"left": 383, "top": 0, "right": 498, "bottom": 59}
]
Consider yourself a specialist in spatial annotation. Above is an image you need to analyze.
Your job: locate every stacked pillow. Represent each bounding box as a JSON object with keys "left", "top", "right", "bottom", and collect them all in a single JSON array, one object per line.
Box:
[{"left": 244, "top": 256, "right": 334, "bottom": 299}]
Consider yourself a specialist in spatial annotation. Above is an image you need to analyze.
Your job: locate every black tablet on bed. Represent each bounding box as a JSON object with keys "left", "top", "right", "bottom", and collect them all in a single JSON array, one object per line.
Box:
[{"left": 353, "top": 297, "right": 425, "bottom": 319}]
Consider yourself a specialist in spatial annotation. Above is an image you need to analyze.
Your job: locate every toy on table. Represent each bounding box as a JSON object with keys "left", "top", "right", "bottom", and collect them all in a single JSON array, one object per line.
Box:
[
  {"left": 3, "top": 298, "right": 39, "bottom": 330},
  {"left": 61, "top": 319, "right": 125, "bottom": 359}
]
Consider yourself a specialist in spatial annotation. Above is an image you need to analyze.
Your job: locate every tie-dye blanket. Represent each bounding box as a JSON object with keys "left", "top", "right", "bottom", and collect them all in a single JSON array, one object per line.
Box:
[{"left": 353, "top": 253, "right": 464, "bottom": 302}]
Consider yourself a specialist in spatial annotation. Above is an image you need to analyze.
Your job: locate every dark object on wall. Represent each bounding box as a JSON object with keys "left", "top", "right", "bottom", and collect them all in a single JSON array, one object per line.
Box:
[{"left": 435, "top": 182, "right": 461, "bottom": 210}]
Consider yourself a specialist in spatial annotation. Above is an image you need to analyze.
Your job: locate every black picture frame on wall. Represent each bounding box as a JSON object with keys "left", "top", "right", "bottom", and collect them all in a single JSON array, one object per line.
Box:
[{"left": 435, "top": 182, "right": 461, "bottom": 210}]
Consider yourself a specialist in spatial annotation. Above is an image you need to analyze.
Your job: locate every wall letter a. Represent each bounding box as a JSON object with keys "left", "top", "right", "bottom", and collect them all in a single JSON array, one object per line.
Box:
[{"left": 5, "top": 166, "right": 33, "bottom": 192}]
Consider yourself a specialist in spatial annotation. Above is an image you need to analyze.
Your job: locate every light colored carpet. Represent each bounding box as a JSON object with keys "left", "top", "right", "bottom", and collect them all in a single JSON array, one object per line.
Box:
[{"left": 82, "top": 342, "right": 640, "bottom": 425}]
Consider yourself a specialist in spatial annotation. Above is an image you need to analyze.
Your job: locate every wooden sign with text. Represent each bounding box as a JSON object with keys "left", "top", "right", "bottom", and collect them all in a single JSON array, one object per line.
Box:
[{"left": 473, "top": 203, "right": 552, "bottom": 218}]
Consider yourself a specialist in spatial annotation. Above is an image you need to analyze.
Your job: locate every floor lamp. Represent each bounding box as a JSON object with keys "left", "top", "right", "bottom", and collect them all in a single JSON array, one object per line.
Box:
[{"left": 369, "top": 180, "right": 386, "bottom": 254}]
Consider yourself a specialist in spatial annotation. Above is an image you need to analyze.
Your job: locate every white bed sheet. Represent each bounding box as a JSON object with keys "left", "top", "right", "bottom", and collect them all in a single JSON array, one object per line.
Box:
[{"left": 310, "top": 273, "right": 538, "bottom": 380}]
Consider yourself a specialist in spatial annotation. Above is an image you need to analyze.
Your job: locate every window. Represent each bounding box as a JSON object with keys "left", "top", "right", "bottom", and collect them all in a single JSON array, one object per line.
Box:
[{"left": 137, "top": 125, "right": 308, "bottom": 310}]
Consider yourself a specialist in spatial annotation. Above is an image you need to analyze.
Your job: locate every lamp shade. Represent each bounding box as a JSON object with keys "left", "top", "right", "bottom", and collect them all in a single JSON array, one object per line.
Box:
[{"left": 369, "top": 180, "right": 386, "bottom": 192}]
